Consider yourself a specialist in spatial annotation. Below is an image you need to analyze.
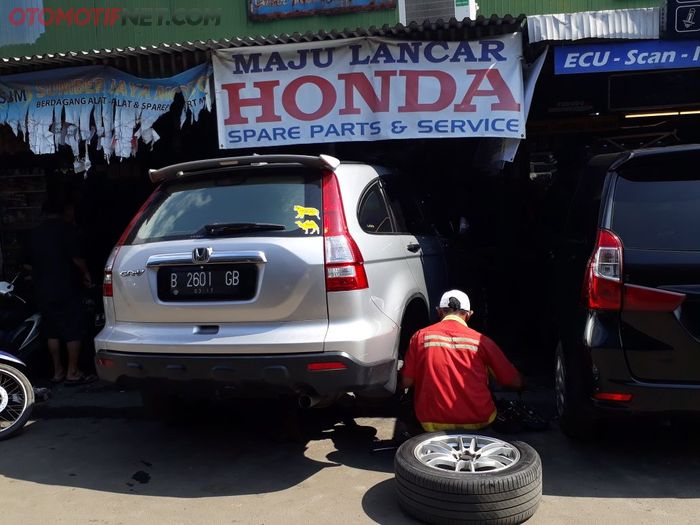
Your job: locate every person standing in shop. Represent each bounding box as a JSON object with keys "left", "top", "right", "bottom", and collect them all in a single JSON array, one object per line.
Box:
[{"left": 27, "top": 200, "right": 96, "bottom": 385}]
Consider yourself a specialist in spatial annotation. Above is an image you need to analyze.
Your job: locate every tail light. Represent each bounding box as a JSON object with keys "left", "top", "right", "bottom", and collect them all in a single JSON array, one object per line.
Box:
[
  {"left": 322, "top": 171, "right": 368, "bottom": 292},
  {"left": 103, "top": 188, "right": 160, "bottom": 297},
  {"left": 103, "top": 246, "right": 119, "bottom": 297},
  {"left": 583, "top": 229, "right": 623, "bottom": 310},
  {"left": 583, "top": 229, "right": 686, "bottom": 312},
  {"left": 623, "top": 284, "right": 685, "bottom": 312}
]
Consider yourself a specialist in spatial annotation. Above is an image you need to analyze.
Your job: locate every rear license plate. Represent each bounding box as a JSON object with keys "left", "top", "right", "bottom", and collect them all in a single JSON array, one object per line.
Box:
[{"left": 157, "top": 264, "right": 257, "bottom": 302}]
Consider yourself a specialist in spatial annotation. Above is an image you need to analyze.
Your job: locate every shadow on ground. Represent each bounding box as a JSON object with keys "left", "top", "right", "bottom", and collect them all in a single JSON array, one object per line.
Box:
[
  {"left": 3, "top": 390, "right": 700, "bottom": 506},
  {"left": 361, "top": 415, "right": 700, "bottom": 524},
  {"left": 362, "top": 478, "right": 422, "bottom": 525},
  {"left": 533, "top": 417, "right": 700, "bottom": 499},
  {"left": 0, "top": 399, "right": 394, "bottom": 498}
]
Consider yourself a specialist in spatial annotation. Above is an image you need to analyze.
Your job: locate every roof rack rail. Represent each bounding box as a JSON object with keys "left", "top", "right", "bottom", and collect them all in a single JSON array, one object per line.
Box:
[{"left": 148, "top": 154, "right": 341, "bottom": 183}]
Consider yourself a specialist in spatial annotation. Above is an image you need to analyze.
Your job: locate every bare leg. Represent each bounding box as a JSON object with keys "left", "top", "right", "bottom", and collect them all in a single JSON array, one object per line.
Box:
[
  {"left": 48, "top": 338, "right": 64, "bottom": 380},
  {"left": 66, "top": 340, "right": 82, "bottom": 380}
]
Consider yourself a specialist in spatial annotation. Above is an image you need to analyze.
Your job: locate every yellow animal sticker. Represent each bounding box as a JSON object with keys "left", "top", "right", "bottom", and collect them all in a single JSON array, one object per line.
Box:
[
  {"left": 295, "top": 220, "right": 320, "bottom": 235},
  {"left": 293, "top": 205, "right": 320, "bottom": 220}
]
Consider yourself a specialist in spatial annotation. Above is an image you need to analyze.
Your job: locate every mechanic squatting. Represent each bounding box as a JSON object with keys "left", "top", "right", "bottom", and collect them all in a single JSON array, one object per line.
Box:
[{"left": 221, "top": 40, "right": 522, "bottom": 143}]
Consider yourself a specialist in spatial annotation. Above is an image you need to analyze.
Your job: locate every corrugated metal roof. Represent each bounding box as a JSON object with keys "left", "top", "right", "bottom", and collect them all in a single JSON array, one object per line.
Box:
[
  {"left": 478, "top": 0, "right": 659, "bottom": 18},
  {"left": 0, "top": 16, "right": 525, "bottom": 78},
  {"left": 527, "top": 8, "right": 659, "bottom": 42}
]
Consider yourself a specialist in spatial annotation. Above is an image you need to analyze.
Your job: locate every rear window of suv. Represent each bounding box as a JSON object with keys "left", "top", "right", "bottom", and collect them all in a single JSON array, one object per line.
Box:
[
  {"left": 612, "top": 168, "right": 700, "bottom": 251},
  {"left": 128, "top": 168, "right": 322, "bottom": 244}
]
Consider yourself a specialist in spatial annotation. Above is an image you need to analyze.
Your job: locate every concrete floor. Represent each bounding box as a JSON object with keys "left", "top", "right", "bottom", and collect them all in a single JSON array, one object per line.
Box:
[{"left": 1, "top": 394, "right": 700, "bottom": 525}]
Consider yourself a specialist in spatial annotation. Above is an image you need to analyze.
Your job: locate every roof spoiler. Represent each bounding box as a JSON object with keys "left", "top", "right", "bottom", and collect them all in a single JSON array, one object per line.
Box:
[{"left": 148, "top": 154, "right": 341, "bottom": 184}]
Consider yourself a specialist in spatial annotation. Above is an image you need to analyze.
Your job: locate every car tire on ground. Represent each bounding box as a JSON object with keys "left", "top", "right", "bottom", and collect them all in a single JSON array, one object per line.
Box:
[
  {"left": 554, "top": 343, "right": 599, "bottom": 440},
  {"left": 394, "top": 431, "right": 542, "bottom": 525}
]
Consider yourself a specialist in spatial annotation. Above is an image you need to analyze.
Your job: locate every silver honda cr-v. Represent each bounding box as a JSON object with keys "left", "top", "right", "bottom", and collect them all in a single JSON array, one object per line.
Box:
[{"left": 95, "top": 154, "right": 448, "bottom": 406}]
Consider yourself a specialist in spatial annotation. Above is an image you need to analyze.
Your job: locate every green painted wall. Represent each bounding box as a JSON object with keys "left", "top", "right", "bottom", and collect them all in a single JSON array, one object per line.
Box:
[
  {"left": 0, "top": 0, "right": 398, "bottom": 59},
  {"left": 477, "top": 0, "right": 661, "bottom": 16}
]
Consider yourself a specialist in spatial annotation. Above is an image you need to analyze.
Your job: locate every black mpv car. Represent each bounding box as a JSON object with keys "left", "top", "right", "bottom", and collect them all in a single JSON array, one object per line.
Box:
[{"left": 553, "top": 145, "right": 700, "bottom": 438}]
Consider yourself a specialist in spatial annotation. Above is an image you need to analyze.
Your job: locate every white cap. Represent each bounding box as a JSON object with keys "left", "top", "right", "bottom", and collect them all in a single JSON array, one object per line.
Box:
[{"left": 439, "top": 290, "right": 471, "bottom": 311}]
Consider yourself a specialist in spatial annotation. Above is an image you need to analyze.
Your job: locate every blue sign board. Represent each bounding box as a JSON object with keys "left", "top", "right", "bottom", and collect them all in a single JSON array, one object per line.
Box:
[
  {"left": 555, "top": 40, "right": 700, "bottom": 75},
  {"left": 249, "top": 0, "right": 396, "bottom": 20}
]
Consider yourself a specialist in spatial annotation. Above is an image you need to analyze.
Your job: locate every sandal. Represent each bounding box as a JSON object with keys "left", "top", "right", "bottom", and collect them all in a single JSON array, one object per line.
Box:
[
  {"left": 50, "top": 373, "right": 66, "bottom": 384},
  {"left": 64, "top": 373, "right": 97, "bottom": 386}
]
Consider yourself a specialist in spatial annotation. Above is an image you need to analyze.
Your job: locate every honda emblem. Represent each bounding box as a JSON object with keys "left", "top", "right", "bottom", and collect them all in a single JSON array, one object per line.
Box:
[{"left": 192, "top": 247, "right": 211, "bottom": 264}]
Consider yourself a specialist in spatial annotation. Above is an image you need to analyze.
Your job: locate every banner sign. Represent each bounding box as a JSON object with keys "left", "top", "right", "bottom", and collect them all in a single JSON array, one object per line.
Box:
[
  {"left": 248, "top": 0, "right": 396, "bottom": 20},
  {"left": 0, "top": 64, "right": 211, "bottom": 171},
  {"left": 213, "top": 35, "right": 525, "bottom": 150},
  {"left": 554, "top": 40, "right": 700, "bottom": 75}
]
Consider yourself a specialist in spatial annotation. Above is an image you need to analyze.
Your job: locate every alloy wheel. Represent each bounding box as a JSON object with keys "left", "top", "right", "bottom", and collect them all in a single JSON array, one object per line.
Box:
[{"left": 414, "top": 434, "right": 520, "bottom": 474}]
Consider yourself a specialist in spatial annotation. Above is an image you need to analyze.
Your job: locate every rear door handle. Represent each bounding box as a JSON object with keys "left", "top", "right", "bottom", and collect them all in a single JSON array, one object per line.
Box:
[{"left": 407, "top": 243, "right": 421, "bottom": 253}]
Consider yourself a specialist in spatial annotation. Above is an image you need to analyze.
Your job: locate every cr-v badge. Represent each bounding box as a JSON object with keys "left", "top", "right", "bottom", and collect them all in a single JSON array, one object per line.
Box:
[{"left": 120, "top": 269, "right": 145, "bottom": 277}]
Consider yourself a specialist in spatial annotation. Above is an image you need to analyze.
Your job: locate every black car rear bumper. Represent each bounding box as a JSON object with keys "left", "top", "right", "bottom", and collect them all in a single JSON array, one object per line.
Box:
[
  {"left": 95, "top": 350, "right": 395, "bottom": 397},
  {"left": 590, "top": 342, "right": 700, "bottom": 414},
  {"left": 593, "top": 376, "right": 700, "bottom": 413}
]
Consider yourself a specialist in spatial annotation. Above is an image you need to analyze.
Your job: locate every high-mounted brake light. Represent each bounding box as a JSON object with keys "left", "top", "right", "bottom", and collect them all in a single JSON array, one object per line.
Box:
[
  {"left": 322, "top": 172, "right": 368, "bottom": 292},
  {"left": 583, "top": 229, "right": 623, "bottom": 310},
  {"left": 103, "top": 188, "right": 161, "bottom": 297}
]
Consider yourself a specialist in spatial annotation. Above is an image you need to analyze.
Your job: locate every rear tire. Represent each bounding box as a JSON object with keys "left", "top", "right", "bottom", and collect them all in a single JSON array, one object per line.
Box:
[
  {"left": 394, "top": 432, "right": 542, "bottom": 524},
  {"left": 555, "top": 343, "right": 598, "bottom": 440},
  {"left": 399, "top": 301, "right": 429, "bottom": 359},
  {"left": 0, "top": 364, "right": 34, "bottom": 441}
]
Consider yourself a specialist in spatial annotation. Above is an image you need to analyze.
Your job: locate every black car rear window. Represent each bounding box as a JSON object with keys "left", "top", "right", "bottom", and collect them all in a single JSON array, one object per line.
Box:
[
  {"left": 128, "top": 168, "right": 322, "bottom": 244},
  {"left": 612, "top": 170, "right": 700, "bottom": 251}
]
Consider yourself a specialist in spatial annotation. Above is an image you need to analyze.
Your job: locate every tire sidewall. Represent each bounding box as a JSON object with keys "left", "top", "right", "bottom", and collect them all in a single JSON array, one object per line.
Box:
[
  {"left": 555, "top": 344, "right": 568, "bottom": 419},
  {"left": 395, "top": 431, "right": 541, "bottom": 490},
  {"left": 555, "top": 342, "right": 599, "bottom": 439},
  {"left": 0, "top": 363, "right": 35, "bottom": 440}
]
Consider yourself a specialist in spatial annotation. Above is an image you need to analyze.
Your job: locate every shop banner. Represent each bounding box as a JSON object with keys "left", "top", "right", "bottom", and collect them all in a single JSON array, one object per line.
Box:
[
  {"left": 554, "top": 40, "right": 700, "bottom": 75},
  {"left": 0, "top": 64, "right": 211, "bottom": 171},
  {"left": 249, "top": 0, "right": 396, "bottom": 20},
  {"left": 213, "top": 34, "right": 525, "bottom": 150}
]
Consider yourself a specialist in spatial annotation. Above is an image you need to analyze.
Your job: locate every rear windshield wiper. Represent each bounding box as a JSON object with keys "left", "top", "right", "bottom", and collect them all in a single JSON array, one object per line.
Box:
[{"left": 197, "top": 222, "right": 286, "bottom": 237}]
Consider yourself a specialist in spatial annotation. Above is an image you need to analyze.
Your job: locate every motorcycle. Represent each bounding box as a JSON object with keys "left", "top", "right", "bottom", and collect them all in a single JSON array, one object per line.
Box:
[
  {"left": 0, "top": 274, "right": 43, "bottom": 374},
  {"left": 0, "top": 350, "right": 34, "bottom": 440},
  {"left": 0, "top": 274, "right": 41, "bottom": 441}
]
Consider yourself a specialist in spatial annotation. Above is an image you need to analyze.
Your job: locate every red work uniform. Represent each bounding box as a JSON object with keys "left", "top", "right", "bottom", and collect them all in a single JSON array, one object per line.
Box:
[{"left": 402, "top": 314, "right": 520, "bottom": 431}]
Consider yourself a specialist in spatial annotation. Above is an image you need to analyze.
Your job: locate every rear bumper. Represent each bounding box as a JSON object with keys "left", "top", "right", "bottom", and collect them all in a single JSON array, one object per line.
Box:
[
  {"left": 590, "top": 341, "right": 700, "bottom": 414},
  {"left": 593, "top": 375, "right": 700, "bottom": 414},
  {"left": 95, "top": 349, "right": 395, "bottom": 396}
]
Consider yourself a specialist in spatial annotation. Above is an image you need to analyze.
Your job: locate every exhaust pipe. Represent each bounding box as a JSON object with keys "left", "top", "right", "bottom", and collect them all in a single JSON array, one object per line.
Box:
[{"left": 298, "top": 394, "right": 320, "bottom": 409}]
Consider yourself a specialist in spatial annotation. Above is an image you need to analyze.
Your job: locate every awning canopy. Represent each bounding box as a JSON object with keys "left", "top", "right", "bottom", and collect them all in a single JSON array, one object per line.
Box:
[
  {"left": 527, "top": 8, "right": 659, "bottom": 43},
  {"left": 0, "top": 16, "right": 525, "bottom": 78}
]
